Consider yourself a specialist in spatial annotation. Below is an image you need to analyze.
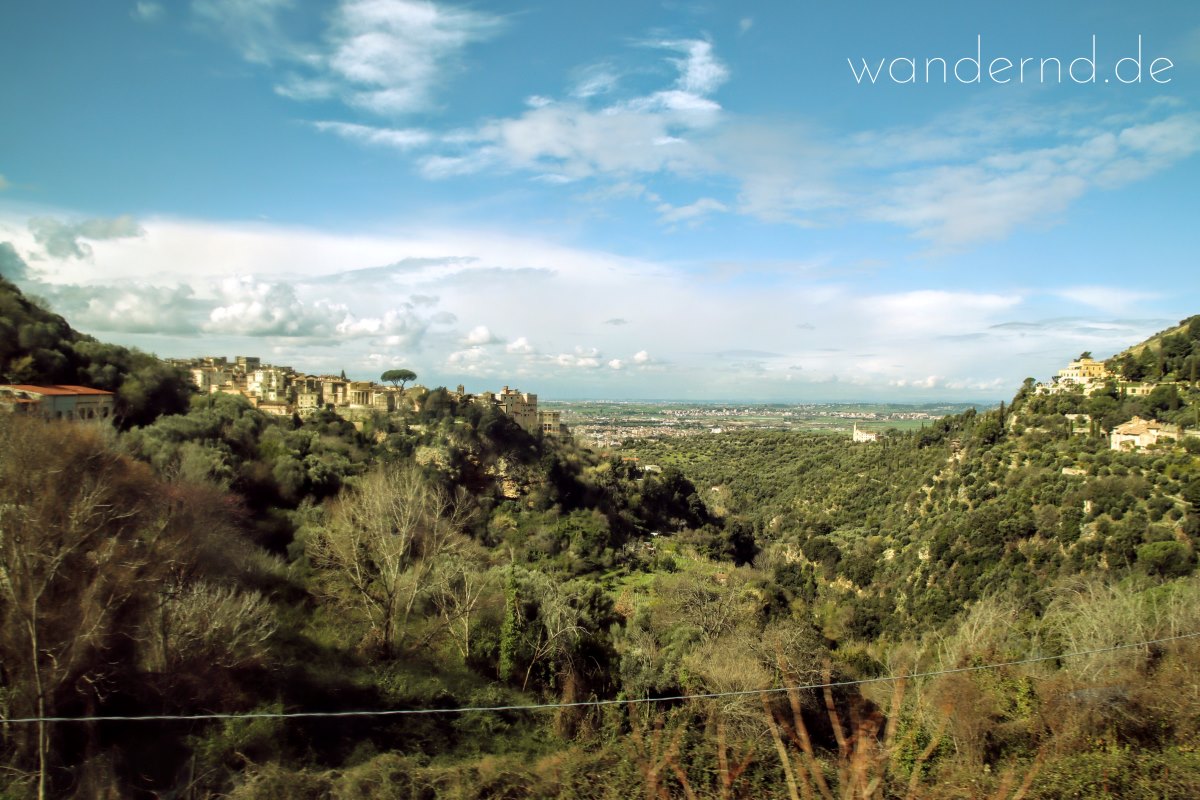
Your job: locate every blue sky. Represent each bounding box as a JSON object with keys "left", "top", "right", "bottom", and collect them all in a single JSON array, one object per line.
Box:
[{"left": 1, "top": 1, "right": 1198, "bottom": 401}]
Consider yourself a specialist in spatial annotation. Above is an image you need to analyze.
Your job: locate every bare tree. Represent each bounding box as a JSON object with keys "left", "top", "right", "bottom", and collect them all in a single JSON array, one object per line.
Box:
[
  {"left": 148, "top": 581, "right": 277, "bottom": 672},
  {"left": 424, "top": 551, "right": 494, "bottom": 660},
  {"left": 683, "top": 630, "right": 773, "bottom": 800},
  {"left": 0, "top": 417, "right": 180, "bottom": 799},
  {"left": 306, "top": 463, "right": 471, "bottom": 655}
]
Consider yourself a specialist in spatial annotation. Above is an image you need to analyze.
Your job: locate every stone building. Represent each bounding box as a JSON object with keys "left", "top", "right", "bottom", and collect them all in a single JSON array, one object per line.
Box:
[
  {"left": 492, "top": 386, "right": 540, "bottom": 432},
  {"left": 477, "top": 385, "right": 564, "bottom": 436},
  {"left": 170, "top": 356, "right": 562, "bottom": 432},
  {"left": 347, "top": 381, "right": 375, "bottom": 407},
  {"left": 190, "top": 367, "right": 232, "bottom": 393},
  {"left": 295, "top": 389, "right": 322, "bottom": 414},
  {"left": 249, "top": 368, "right": 291, "bottom": 402},
  {"left": 371, "top": 389, "right": 397, "bottom": 413},
  {"left": 538, "top": 409, "right": 564, "bottom": 437},
  {"left": 320, "top": 377, "right": 348, "bottom": 407}
]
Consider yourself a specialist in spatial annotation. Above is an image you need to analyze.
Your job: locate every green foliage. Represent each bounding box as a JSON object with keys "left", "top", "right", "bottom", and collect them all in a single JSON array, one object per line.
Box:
[
  {"left": 5, "top": 296, "right": 1200, "bottom": 798},
  {"left": 498, "top": 572, "right": 522, "bottom": 684},
  {"left": 381, "top": 368, "right": 417, "bottom": 388},
  {"left": 1137, "top": 540, "right": 1196, "bottom": 578},
  {"left": 0, "top": 276, "right": 193, "bottom": 426},
  {"left": 1029, "top": 748, "right": 1200, "bottom": 799},
  {"left": 1107, "top": 315, "right": 1200, "bottom": 385}
]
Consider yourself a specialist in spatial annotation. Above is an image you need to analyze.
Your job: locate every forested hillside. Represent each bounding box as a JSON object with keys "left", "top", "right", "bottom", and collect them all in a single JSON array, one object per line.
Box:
[
  {"left": 1107, "top": 314, "right": 1200, "bottom": 383},
  {"left": 622, "top": 386, "right": 1200, "bottom": 638},
  {"left": 3, "top": 278, "right": 1200, "bottom": 799}
]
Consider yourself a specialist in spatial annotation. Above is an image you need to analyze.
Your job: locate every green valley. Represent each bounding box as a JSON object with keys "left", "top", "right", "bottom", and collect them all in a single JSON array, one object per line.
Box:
[{"left": 3, "top": 275, "right": 1200, "bottom": 799}]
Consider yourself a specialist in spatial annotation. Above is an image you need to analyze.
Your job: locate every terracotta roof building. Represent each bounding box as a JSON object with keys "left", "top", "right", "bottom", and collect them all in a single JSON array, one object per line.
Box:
[
  {"left": 1110, "top": 416, "right": 1176, "bottom": 451},
  {"left": 0, "top": 384, "right": 116, "bottom": 421}
]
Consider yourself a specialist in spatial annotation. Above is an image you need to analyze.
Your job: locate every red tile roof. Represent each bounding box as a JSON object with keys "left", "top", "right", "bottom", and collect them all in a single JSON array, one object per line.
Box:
[{"left": 1, "top": 384, "right": 115, "bottom": 397}]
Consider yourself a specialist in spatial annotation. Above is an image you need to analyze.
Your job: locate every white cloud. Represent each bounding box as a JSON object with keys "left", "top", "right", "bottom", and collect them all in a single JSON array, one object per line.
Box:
[
  {"left": 447, "top": 345, "right": 487, "bottom": 365},
  {"left": 1053, "top": 286, "right": 1161, "bottom": 314},
  {"left": 193, "top": 3, "right": 1199, "bottom": 254},
  {"left": 47, "top": 282, "right": 200, "bottom": 334},
  {"left": 28, "top": 215, "right": 145, "bottom": 260},
  {"left": 0, "top": 174, "right": 9, "bottom": 191},
  {"left": 657, "top": 197, "right": 727, "bottom": 226},
  {"left": 336, "top": 307, "right": 434, "bottom": 347},
  {"left": 402, "top": 77, "right": 1196, "bottom": 252},
  {"left": 506, "top": 336, "right": 534, "bottom": 354},
  {"left": 662, "top": 39, "right": 727, "bottom": 97},
  {"left": 206, "top": 276, "right": 345, "bottom": 337},
  {"left": 9, "top": 210, "right": 1169, "bottom": 400},
  {"left": 866, "top": 112, "right": 1200, "bottom": 250},
  {"left": 198, "top": 0, "right": 502, "bottom": 115},
  {"left": 851, "top": 290, "right": 1023, "bottom": 338},
  {"left": 577, "top": 182, "right": 660, "bottom": 205},
  {"left": 890, "top": 375, "right": 942, "bottom": 390},
  {"left": 1114, "top": 115, "right": 1200, "bottom": 169},
  {"left": 415, "top": 38, "right": 727, "bottom": 180},
  {"left": 313, "top": 121, "right": 433, "bottom": 150},
  {"left": 464, "top": 324, "right": 498, "bottom": 345},
  {"left": 192, "top": 0, "right": 298, "bottom": 64},
  {"left": 570, "top": 65, "right": 619, "bottom": 99},
  {"left": 132, "top": 2, "right": 164, "bottom": 22},
  {"left": 555, "top": 347, "right": 603, "bottom": 369},
  {"left": 428, "top": 102, "right": 713, "bottom": 180},
  {"left": 201, "top": 274, "right": 445, "bottom": 345},
  {"left": 280, "top": 0, "right": 502, "bottom": 115}
]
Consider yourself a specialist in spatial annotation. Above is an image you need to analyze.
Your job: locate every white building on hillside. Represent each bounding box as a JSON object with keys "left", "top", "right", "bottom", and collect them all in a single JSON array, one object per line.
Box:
[
  {"left": 852, "top": 423, "right": 880, "bottom": 443},
  {"left": 1110, "top": 416, "right": 1176, "bottom": 451}
]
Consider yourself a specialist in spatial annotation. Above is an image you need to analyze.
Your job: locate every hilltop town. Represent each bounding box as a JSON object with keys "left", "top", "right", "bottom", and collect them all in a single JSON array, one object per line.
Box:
[{"left": 163, "top": 355, "right": 565, "bottom": 436}]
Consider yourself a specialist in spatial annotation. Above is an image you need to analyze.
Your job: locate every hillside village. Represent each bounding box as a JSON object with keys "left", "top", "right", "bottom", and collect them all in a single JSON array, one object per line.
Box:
[
  {"left": 1034, "top": 354, "right": 1196, "bottom": 451},
  {"left": 164, "top": 355, "right": 565, "bottom": 436}
]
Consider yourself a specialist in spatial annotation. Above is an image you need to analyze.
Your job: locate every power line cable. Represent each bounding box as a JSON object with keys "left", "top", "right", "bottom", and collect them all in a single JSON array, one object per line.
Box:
[{"left": 3, "top": 630, "right": 1197, "bottom": 725}]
